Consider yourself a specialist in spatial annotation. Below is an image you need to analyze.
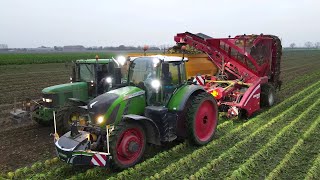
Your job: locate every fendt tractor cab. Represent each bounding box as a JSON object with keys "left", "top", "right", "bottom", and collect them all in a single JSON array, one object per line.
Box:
[
  {"left": 54, "top": 55, "right": 218, "bottom": 169},
  {"left": 32, "top": 57, "right": 124, "bottom": 134}
]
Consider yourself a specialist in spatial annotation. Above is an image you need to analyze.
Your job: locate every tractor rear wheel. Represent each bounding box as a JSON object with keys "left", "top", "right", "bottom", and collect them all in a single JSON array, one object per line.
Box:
[
  {"left": 261, "top": 83, "right": 276, "bottom": 107},
  {"left": 186, "top": 92, "right": 218, "bottom": 145},
  {"left": 56, "top": 102, "right": 84, "bottom": 136},
  {"left": 110, "top": 121, "right": 146, "bottom": 170}
]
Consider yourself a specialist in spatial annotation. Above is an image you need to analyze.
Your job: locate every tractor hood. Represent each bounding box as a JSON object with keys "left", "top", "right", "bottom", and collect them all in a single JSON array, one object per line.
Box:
[
  {"left": 41, "top": 82, "right": 89, "bottom": 107},
  {"left": 88, "top": 86, "right": 146, "bottom": 127},
  {"left": 42, "top": 82, "right": 88, "bottom": 94}
]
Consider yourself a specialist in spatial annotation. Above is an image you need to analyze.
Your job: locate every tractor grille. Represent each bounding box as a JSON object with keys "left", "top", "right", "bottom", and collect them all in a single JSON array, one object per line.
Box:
[{"left": 42, "top": 93, "right": 59, "bottom": 108}]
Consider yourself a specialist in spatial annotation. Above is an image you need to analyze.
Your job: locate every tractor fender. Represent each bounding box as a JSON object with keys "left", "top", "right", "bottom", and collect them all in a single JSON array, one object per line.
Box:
[
  {"left": 168, "top": 85, "right": 206, "bottom": 112},
  {"left": 67, "top": 98, "right": 87, "bottom": 106},
  {"left": 122, "top": 114, "right": 161, "bottom": 145}
]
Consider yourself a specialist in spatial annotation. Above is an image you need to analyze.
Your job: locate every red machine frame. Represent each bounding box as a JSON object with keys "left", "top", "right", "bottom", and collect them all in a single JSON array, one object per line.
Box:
[{"left": 174, "top": 32, "right": 281, "bottom": 117}]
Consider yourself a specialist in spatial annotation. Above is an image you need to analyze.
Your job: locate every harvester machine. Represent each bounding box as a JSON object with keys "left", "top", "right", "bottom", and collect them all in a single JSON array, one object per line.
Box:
[{"left": 174, "top": 32, "right": 282, "bottom": 117}]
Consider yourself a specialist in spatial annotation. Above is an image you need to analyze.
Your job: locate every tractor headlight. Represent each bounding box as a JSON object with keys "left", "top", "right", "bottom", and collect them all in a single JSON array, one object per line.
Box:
[
  {"left": 153, "top": 58, "right": 160, "bottom": 67},
  {"left": 45, "top": 98, "right": 52, "bottom": 103},
  {"left": 117, "top": 56, "right": 126, "bottom": 66},
  {"left": 105, "top": 77, "right": 112, "bottom": 84},
  {"left": 151, "top": 79, "right": 161, "bottom": 89},
  {"left": 42, "top": 98, "right": 52, "bottom": 103},
  {"left": 96, "top": 116, "right": 104, "bottom": 124}
]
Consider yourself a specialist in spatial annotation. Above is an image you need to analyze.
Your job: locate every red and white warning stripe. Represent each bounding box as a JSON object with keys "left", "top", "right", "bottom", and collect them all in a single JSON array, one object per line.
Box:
[
  {"left": 90, "top": 154, "right": 107, "bottom": 167},
  {"left": 194, "top": 75, "right": 205, "bottom": 85}
]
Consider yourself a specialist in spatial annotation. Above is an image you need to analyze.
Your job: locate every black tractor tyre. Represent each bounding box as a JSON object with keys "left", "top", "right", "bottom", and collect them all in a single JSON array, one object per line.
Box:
[
  {"left": 109, "top": 121, "right": 146, "bottom": 170},
  {"left": 261, "top": 83, "right": 276, "bottom": 107},
  {"left": 55, "top": 102, "right": 84, "bottom": 136},
  {"left": 186, "top": 92, "right": 218, "bottom": 146}
]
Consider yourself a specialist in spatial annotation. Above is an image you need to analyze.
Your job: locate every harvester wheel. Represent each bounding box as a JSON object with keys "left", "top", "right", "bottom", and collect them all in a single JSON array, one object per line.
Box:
[
  {"left": 109, "top": 121, "right": 146, "bottom": 170},
  {"left": 261, "top": 83, "right": 276, "bottom": 107},
  {"left": 186, "top": 92, "right": 218, "bottom": 145},
  {"left": 56, "top": 102, "right": 84, "bottom": 136}
]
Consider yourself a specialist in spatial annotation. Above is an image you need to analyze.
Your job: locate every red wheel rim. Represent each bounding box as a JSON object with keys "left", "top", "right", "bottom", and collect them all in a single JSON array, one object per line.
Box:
[
  {"left": 116, "top": 128, "right": 144, "bottom": 165},
  {"left": 194, "top": 100, "right": 217, "bottom": 142}
]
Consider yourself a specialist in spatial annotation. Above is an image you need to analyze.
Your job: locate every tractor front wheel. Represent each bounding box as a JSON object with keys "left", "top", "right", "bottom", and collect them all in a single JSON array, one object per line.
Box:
[
  {"left": 110, "top": 121, "right": 146, "bottom": 170},
  {"left": 261, "top": 83, "right": 276, "bottom": 107},
  {"left": 186, "top": 92, "right": 218, "bottom": 145},
  {"left": 56, "top": 102, "right": 84, "bottom": 136}
]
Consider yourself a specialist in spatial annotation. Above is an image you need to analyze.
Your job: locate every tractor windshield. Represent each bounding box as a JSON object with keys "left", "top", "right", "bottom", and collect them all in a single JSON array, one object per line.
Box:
[
  {"left": 78, "top": 64, "right": 95, "bottom": 82},
  {"left": 129, "top": 57, "right": 161, "bottom": 105},
  {"left": 128, "top": 57, "right": 160, "bottom": 87}
]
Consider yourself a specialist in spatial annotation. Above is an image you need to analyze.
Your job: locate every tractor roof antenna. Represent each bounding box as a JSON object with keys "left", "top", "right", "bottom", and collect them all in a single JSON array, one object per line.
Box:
[
  {"left": 95, "top": 55, "right": 99, "bottom": 62},
  {"left": 181, "top": 45, "right": 186, "bottom": 61},
  {"left": 143, "top": 45, "right": 149, "bottom": 56}
]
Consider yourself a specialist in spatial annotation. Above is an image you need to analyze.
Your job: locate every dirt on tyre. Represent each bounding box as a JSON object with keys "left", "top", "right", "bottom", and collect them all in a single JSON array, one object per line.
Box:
[
  {"left": 261, "top": 83, "right": 276, "bottom": 107},
  {"left": 109, "top": 121, "right": 146, "bottom": 170},
  {"left": 186, "top": 92, "right": 218, "bottom": 145},
  {"left": 56, "top": 102, "right": 84, "bottom": 136}
]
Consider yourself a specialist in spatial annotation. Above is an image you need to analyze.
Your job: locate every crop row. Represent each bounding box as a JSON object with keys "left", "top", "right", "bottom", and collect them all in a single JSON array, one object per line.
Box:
[
  {"left": 0, "top": 77, "right": 67, "bottom": 93},
  {"left": 305, "top": 151, "right": 320, "bottom": 180},
  {"left": 0, "top": 72, "right": 68, "bottom": 84},
  {"left": 266, "top": 115, "right": 320, "bottom": 180},
  {"left": 1, "top": 54, "right": 320, "bottom": 179},
  {"left": 187, "top": 92, "right": 320, "bottom": 179},
  {"left": 110, "top": 83, "right": 319, "bottom": 179},
  {"left": 148, "top": 86, "right": 320, "bottom": 179},
  {"left": 0, "top": 53, "right": 115, "bottom": 65},
  {"left": 84, "top": 80, "right": 320, "bottom": 179},
  {"left": 229, "top": 99, "right": 320, "bottom": 179},
  {"left": 1, "top": 158, "right": 59, "bottom": 179},
  {"left": 41, "top": 121, "right": 234, "bottom": 180}
]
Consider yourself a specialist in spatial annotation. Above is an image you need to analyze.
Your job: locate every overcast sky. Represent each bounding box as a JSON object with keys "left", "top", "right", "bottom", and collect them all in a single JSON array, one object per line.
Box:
[{"left": 0, "top": 0, "right": 319, "bottom": 48}]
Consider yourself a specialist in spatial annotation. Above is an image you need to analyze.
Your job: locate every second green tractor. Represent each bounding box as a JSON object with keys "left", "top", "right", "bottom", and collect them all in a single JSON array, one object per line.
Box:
[{"left": 32, "top": 57, "right": 123, "bottom": 135}]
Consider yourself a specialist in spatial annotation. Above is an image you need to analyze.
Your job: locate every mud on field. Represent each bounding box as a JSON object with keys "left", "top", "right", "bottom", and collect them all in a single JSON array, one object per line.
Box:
[{"left": 0, "top": 122, "right": 56, "bottom": 172}]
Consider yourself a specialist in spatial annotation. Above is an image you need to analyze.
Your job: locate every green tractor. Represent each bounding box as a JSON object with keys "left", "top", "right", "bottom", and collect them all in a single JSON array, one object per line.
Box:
[
  {"left": 31, "top": 57, "right": 123, "bottom": 134},
  {"left": 54, "top": 55, "right": 219, "bottom": 169}
]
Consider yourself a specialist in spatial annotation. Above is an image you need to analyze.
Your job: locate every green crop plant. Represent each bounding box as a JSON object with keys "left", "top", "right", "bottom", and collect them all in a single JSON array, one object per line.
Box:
[
  {"left": 267, "top": 115, "right": 320, "bottom": 180},
  {"left": 0, "top": 53, "right": 115, "bottom": 65},
  {"left": 229, "top": 99, "right": 320, "bottom": 179},
  {"left": 305, "top": 152, "right": 320, "bottom": 180},
  {"left": 187, "top": 90, "right": 320, "bottom": 179},
  {"left": 148, "top": 85, "right": 320, "bottom": 179},
  {"left": 108, "top": 121, "right": 233, "bottom": 180}
]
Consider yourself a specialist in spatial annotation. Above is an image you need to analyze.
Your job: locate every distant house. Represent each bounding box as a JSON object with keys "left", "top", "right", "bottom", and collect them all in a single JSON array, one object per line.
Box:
[
  {"left": 27, "top": 46, "right": 54, "bottom": 52},
  {"left": 63, "top": 45, "right": 85, "bottom": 52}
]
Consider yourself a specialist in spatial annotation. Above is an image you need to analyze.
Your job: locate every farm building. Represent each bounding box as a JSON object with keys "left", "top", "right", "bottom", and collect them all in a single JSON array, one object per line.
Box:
[{"left": 63, "top": 45, "right": 85, "bottom": 52}]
